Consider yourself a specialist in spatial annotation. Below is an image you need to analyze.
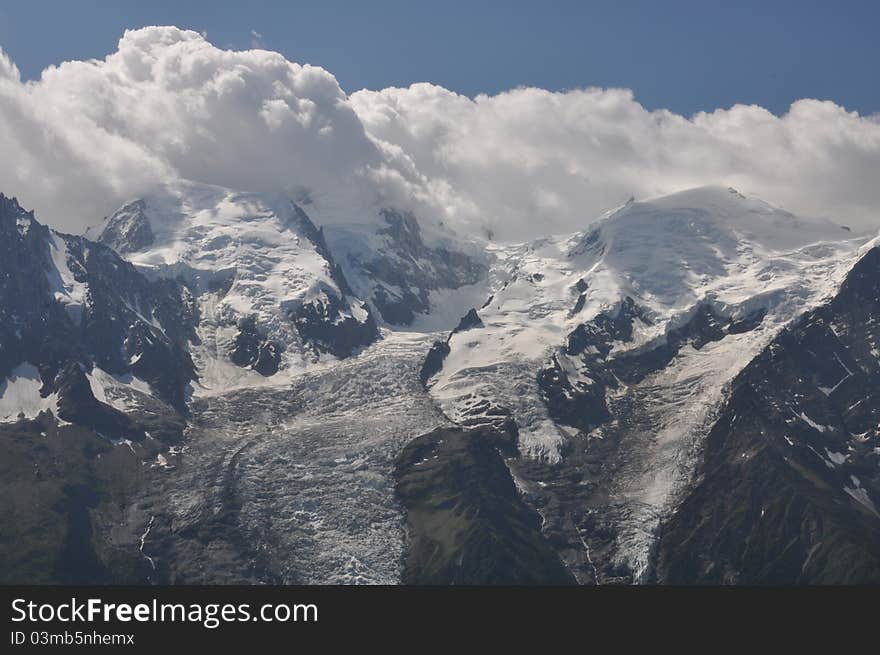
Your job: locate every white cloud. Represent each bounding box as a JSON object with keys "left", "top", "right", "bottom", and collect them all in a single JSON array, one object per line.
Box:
[
  {"left": 0, "top": 26, "right": 398, "bottom": 231},
  {"left": 351, "top": 84, "right": 880, "bottom": 240},
  {"left": 0, "top": 26, "right": 878, "bottom": 239},
  {"left": 0, "top": 44, "right": 171, "bottom": 230}
]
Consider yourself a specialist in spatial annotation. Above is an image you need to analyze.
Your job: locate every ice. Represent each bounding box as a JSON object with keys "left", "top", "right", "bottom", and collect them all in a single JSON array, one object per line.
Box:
[
  {"left": 92, "top": 180, "right": 372, "bottom": 379},
  {"left": 431, "top": 185, "right": 863, "bottom": 463},
  {"left": 157, "top": 331, "right": 451, "bottom": 583},
  {"left": 20, "top": 183, "right": 866, "bottom": 584},
  {"left": 422, "top": 185, "right": 865, "bottom": 580},
  {"left": 0, "top": 363, "right": 59, "bottom": 423},
  {"left": 46, "top": 234, "right": 88, "bottom": 324},
  {"left": 86, "top": 366, "right": 155, "bottom": 412}
]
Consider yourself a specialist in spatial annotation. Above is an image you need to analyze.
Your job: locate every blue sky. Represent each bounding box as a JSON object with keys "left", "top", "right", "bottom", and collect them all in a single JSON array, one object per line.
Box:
[{"left": 0, "top": 0, "right": 877, "bottom": 116}]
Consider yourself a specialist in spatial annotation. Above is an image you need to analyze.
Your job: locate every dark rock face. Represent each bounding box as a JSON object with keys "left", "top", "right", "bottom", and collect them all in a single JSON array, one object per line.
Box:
[
  {"left": 8, "top": 183, "right": 879, "bottom": 587},
  {"left": 537, "top": 297, "right": 651, "bottom": 435},
  {"left": 54, "top": 363, "right": 143, "bottom": 441},
  {"left": 566, "top": 296, "right": 651, "bottom": 359},
  {"left": 394, "top": 424, "right": 575, "bottom": 585},
  {"left": 94, "top": 200, "right": 154, "bottom": 254},
  {"left": 655, "top": 248, "right": 880, "bottom": 584},
  {"left": 539, "top": 299, "right": 768, "bottom": 435},
  {"left": 283, "top": 203, "right": 379, "bottom": 360},
  {"left": 290, "top": 293, "right": 378, "bottom": 359},
  {"left": 418, "top": 308, "right": 483, "bottom": 387},
  {"left": 522, "top": 295, "right": 776, "bottom": 584},
  {"left": 0, "top": 194, "right": 196, "bottom": 437},
  {"left": 452, "top": 307, "right": 483, "bottom": 334},
  {"left": 351, "top": 209, "right": 487, "bottom": 325},
  {"left": 728, "top": 307, "right": 768, "bottom": 334},
  {"left": 537, "top": 355, "right": 610, "bottom": 434},
  {"left": 419, "top": 340, "right": 450, "bottom": 387},
  {"left": 0, "top": 194, "right": 203, "bottom": 587},
  {"left": 75, "top": 241, "right": 198, "bottom": 412},
  {"left": 570, "top": 278, "right": 589, "bottom": 316},
  {"left": 0, "top": 196, "right": 81, "bottom": 385},
  {"left": 230, "top": 316, "right": 283, "bottom": 376},
  {"left": 569, "top": 227, "right": 604, "bottom": 259},
  {"left": 0, "top": 416, "right": 160, "bottom": 584},
  {"left": 611, "top": 304, "right": 766, "bottom": 384}
]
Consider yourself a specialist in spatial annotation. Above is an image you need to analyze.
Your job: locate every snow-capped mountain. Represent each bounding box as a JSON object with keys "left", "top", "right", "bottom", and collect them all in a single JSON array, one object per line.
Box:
[
  {"left": 85, "top": 181, "right": 492, "bottom": 391},
  {"left": 87, "top": 181, "right": 379, "bottom": 392},
  {"left": 421, "top": 185, "right": 865, "bottom": 581},
  {"left": 2, "top": 183, "right": 878, "bottom": 585},
  {"left": 0, "top": 192, "right": 196, "bottom": 442},
  {"left": 426, "top": 187, "right": 859, "bottom": 457},
  {"left": 656, "top": 244, "right": 880, "bottom": 583}
]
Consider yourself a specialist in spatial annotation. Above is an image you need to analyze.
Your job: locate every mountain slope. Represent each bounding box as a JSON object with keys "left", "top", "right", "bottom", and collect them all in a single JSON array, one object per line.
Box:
[
  {"left": 2, "top": 182, "right": 877, "bottom": 586},
  {"left": 320, "top": 208, "right": 491, "bottom": 329},
  {"left": 421, "top": 185, "right": 864, "bottom": 582},
  {"left": 0, "top": 194, "right": 200, "bottom": 584},
  {"left": 0, "top": 193, "right": 195, "bottom": 440},
  {"left": 655, "top": 243, "right": 880, "bottom": 584},
  {"left": 88, "top": 182, "right": 379, "bottom": 392},
  {"left": 427, "top": 186, "right": 858, "bottom": 456},
  {"left": 394, "top": 424, "right": 575, "bottom": 584}
]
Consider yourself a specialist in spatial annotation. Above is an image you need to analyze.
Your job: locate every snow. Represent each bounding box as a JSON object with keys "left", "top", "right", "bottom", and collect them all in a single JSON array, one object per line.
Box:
[
  {"left": 844, "top": 476, "right": 879, "bottom": 517},
  {"left": 798, "top": 411, "right": 829, "bottom": 433},
  {"left": 190, "top": 290, "right": 335, "bottom": 396},
  {"left": 423, "top": 185, "right": 865, "bottom": 579},
  {"left": 46, "top": 234, "right": 88, "bottom": 324},
  {"left": 429, "top": 185, "right": 863, "bottom": 463},
  {"left": 152, "top": 453, "right": 174, "bottom": 470},
  {"left": 18, "top": 182, "right": 862, "bottom": 582},
  {"left": 0, "top": 363, "right": 58, "bottom": 423},
  {"left": 825, "top": 448, "right": 847, "bottom": 465},
  {"left": 93, "top": 180, "right": 372, "bottom": 386},
  {"left": 86, "top": 366, "right": 155, "bottom": 412},
  {"left": 405, "top": 282, "right": 493, "bottom": 333},
  {"left": 318, "top": 204, "right": 490, "bottom": 331}
]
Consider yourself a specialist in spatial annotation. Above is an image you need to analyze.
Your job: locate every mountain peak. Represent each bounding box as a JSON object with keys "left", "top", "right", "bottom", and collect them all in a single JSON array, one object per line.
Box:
[
  {"left": 564, "top": 186, "right": 857, "bottom": 312},
  {"left": 0, "top": 193, "right": 37, "bottom": 235},
  {"left": 426, "top": 186, "right": 864, "bottom": 465},
  {"left": 90, "top": 180, "right": 379, "bottom": 390},
  {"left": 610, "top": 185, "right": 844, "bottom": 245}
]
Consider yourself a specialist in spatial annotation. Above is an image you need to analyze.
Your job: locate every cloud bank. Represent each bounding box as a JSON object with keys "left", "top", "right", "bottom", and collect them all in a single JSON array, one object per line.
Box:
[{"left": 0, "top": 26, "right": 878, "bottom": 239}]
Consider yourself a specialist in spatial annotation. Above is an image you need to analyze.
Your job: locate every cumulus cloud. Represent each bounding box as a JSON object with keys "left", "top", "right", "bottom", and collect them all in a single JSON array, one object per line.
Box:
[
  {"left": 0, "top": 45, "right": 171, "bottom": 230},
  {"left": 0, "top": 26, "right": 405, "bottom": 231},
  {"left": 351, "top": 84, "right": 880, "bottom": 240},
  {"left": 0, "top": 25, "right": 878, "bottom": 239}
]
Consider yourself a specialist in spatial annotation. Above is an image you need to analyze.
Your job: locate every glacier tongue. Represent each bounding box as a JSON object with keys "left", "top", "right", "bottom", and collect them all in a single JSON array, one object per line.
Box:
[{"left": 147, "top": 331, "right": 450, "bottom": 584}]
